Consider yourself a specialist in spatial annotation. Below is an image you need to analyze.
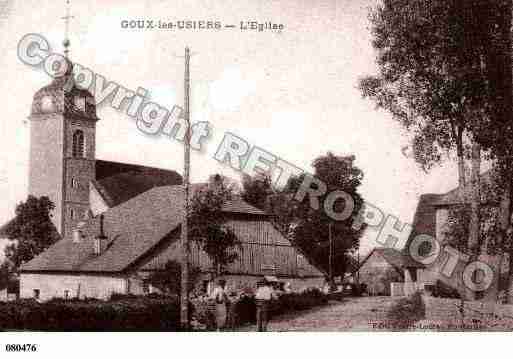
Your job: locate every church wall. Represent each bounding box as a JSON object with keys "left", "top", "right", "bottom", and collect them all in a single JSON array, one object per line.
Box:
[
  {"left": 20, "top": 273, "right": 127, "bottom": 301},
  {"left": 62, "top": 119, "right": 96, "bottom": 239},
  {"left": 65, "top": 159, "right": 94, "bottom": 204},
  {"left": 64, "top": 120, "right": 96, "bottom": 159},
  {"left": 29, "top": 115, "right": 65, "bottom": 234},
  {"left": 63, "top": 158, "right": 95, "bottom": 238}
]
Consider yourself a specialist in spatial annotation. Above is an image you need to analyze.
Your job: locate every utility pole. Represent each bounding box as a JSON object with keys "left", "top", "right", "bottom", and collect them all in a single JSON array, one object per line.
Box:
[
  {"left": 329, "top": 222, "right": 333, "bottom": 292},
  {"left": 180, "top": 46, "right": 191, "bottom": 330},
  {"left": 356, "top": 247, "right": 360, "bottom": 286}
]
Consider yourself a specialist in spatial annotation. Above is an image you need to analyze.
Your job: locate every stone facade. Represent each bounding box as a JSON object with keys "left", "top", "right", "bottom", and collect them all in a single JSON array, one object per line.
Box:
[
  {"left": 29, "top": 114, "right": 65, "bottom": 234},
  {"left": 20, "top": 273, "right": 127, "bottom": 301},
  {"left": 20, "top": 271, "right": 325, "bottom": 302}
]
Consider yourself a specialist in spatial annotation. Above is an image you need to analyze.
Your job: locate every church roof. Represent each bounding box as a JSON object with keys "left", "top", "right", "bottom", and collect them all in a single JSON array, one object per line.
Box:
[
  {"left": 20, "top": 185, "right": 267, "bottom": 273},
  {"left": 31, "top": 64, "right": 99, "bottom": 121},
  {"left": 93, "top": 160, "right": 183, "bottom": 208}
]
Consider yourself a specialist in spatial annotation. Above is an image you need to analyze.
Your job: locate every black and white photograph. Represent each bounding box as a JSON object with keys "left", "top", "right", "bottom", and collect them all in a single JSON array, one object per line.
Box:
[{"left": 0, "top": 0, "right": 512, "bottom": 357}]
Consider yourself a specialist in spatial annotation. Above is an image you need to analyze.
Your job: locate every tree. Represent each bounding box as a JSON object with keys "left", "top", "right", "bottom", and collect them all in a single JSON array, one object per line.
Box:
[
  {"left": 241, "top": 173, "right": 298, "bottom": 236},
  {"left": 359, "top": 0, "right": 509, "bottom": 300},
  {"left": 241, "top": 173, "right": 273, "bottom": 211},
  {"left": 286, "top": 153, "right": 366, "bottom": 279},
  {"left": 4, "top": 195, "right": 59, "bottom": 268},
  {"left": 0, "top": 261, "right": 13, "bottom": 291},
  {"left": 148, "top": 260, "right": 200, "bottom": 295},
  {"left": 189, "top": 175, "right": 241, "bottom": 277}
]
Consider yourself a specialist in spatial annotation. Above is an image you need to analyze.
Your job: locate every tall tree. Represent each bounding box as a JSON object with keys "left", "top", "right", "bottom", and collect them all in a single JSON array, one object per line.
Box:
[
  {"left": 4, "top": 195, "right": 59, "bottom": 269},
  {"left": 189, "top": 175, "right": 241, "bottom": 277},
  {"left": 0, "top": 261, "right": 13, "bottom": 291},
  {"left": 241, "top": 173, "right": 273, "bottom": 211},
  {"left": 286, "top": 153, "right": 366, "bottom": 278},
  {"left": 359, "top": 0, "right": 508, "bottom": 299}
]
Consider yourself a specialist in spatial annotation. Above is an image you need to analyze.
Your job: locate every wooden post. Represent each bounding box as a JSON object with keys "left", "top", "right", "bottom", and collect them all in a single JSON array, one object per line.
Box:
[
  {"left": 180, "top": 46, "right": 191, "bottom": 330},
  {"left": 329, "top": 223, "right": 333, "bottom": 292}
]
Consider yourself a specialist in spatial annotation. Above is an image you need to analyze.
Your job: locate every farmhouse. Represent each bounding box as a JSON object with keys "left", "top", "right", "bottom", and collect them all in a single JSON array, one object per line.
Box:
[{"left": 20, "top": 183, "right": 323, "bottom": 301}]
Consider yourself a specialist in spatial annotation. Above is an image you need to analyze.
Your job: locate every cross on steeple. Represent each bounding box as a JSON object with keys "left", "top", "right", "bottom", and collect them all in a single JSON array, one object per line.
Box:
[{"left": 61, "top": 0, "right": 74, "bottom": 58}]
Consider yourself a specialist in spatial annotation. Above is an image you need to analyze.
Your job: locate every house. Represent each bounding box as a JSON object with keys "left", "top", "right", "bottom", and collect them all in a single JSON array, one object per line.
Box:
[
  {"left": 19, "top": 183, "right": 324, "bottom": 301},
  {"left": 404, "top": 171, "right": 509, "bottom": 301},
  {"left": 357, "top": 247, "right": 424, "bottom": 296}
]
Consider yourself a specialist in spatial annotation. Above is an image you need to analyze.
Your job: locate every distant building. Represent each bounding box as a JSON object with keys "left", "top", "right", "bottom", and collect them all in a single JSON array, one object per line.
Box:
[
  {"left": 357, "top": 247, "right": 423, "bottom": 296},
  {"left": 404, "top": 171, "right": 508, "bottom": 301}
]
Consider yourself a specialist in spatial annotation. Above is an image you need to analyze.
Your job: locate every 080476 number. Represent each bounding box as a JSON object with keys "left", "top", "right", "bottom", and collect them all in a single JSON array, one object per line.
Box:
[{"left": 5, "top": 344, "right": 38, "bottom": 352}]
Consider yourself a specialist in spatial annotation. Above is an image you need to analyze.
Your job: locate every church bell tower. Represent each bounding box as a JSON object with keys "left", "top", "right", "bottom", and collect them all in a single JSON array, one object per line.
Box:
[{"left": 28, "top": 1, "right": 99, "bottom": 238}]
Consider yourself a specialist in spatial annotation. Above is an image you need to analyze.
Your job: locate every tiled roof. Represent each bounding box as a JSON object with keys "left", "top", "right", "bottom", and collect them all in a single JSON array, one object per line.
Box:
[
  {"left": 95, "top": 160, "right": 182, "bottom": 182},
  {"left": 20, "top": 185, "right": 267, "bottom": 273},
  {"left": 92, "top": 161, "right": 182, "bottom": 207},
  {"left": 359, "top": 247, "right": 424, "bottom": 270}
]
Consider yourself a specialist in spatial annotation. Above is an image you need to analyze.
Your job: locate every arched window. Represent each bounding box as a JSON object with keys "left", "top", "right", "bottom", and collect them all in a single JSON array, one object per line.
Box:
[{"left": 72, "top": 130, "right": 85, "bottom": 158}]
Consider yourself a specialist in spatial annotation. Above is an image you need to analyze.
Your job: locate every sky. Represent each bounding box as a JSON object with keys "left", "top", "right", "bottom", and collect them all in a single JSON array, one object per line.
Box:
[{"left": 0, "top": 0, "right": 465, "bottom": 254}]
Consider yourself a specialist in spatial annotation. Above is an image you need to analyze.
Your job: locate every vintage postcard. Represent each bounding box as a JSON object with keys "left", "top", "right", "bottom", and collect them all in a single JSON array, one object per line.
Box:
[{"left": 0, "top": 0, "right": 512, "bottom": 355}]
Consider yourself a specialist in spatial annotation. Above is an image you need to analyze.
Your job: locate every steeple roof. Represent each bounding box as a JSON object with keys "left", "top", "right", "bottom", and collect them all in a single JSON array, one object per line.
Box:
[{"left": 30, "top": 63, "right": 98, "bottom": 121}]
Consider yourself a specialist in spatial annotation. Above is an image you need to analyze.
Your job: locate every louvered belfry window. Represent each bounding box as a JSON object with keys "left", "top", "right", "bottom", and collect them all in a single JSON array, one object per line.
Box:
[{"left": 72, "top": 130, "right": 85, "bottom": 158}]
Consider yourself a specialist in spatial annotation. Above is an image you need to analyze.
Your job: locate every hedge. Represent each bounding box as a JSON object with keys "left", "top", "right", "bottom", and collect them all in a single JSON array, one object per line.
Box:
[{"left": 0, "top": 296, "right": 180, "bottom": 331}]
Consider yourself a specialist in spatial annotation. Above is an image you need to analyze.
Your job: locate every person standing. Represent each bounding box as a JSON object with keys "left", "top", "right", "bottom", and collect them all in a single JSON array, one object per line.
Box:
[
  {"left": 211, "top": 279, "right": 229, "bottom": 331},
  {"left": 255, "top": 278, "right": 274, "bottom": 332}
]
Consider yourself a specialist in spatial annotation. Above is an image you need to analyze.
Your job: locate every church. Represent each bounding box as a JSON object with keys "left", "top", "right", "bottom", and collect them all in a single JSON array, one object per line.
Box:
[{"left": 16, "top": 41, "right": 324, "bottom": 301}]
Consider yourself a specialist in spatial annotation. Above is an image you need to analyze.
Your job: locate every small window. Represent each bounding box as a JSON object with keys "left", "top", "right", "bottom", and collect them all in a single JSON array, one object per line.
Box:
[
  {"left": 71, "top": 177, "right": 78, "bottom": 188},
  {"left": 72, "top": 130, "right": 85, "bottom": 158},
  {"left": 70, "top": 209, "right": 75, "bottom": 220},
  {"left": 297, "top": 254, "right": 305, "bottom": 268},
  {"left": 33, "top": 289, "right": 40, "bottom": 299}
]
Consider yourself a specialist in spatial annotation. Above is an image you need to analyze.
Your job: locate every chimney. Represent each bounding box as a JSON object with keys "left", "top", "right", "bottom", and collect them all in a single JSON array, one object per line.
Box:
[
  {"left": 94, "top": 214, "right": 108, "bottom": 255},
  {"left": 73, "top": 210, "right": 92, "bottom": 243}
]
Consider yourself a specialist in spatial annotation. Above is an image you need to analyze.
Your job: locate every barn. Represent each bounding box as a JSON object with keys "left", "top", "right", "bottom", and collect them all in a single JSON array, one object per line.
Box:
[{"left": 19, "top": 183, "right": 324, "bottom": 301}]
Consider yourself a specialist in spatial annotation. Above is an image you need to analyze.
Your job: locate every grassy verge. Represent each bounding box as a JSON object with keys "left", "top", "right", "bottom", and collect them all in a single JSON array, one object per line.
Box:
[{"left": 386, "top": 292, "right": 426, "bottom": 330}]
